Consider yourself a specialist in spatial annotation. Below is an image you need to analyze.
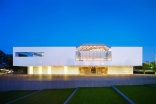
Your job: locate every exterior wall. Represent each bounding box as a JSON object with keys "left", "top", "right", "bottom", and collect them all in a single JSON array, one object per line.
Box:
[
  {"left": 33, "top": 66, "right": 38, "bottom": 74},
  {"left": 13, "top": 47, "right": 142, "bottom": 66},
  {"left": 28, "top": 66, "right": 33, "bottom": 74},
  {"left": 109, "top": 47, "right": 142, "bottom": 66},
  {"left": 68, "top": 66, "right": 79, "bottom": 74},
  {"left": 42, "top": 66, "right": 48, "bottom": 74},
  {"left": 107, "top": 66, "right": 133, "bottom": 74},
  {"left": 13, "top": 47, "right": 76, "bottom": 66},
  {"left": 52, "top": 66, "right": 64, "bottom": 74},
  {"left": 14, "top": 46, "right": 142, "bottom": 74}
]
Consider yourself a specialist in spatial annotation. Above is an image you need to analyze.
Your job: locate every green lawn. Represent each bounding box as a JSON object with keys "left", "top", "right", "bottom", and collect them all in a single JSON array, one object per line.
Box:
[
  {"left": 116, "top": 85, "right": 156, "bottom": 104},
  {"left": 68, "top": 87, "right": 128, "bottom": 104},
  {"left": 151, "top": 84, "right": 156, "bottom": 86},
  {"left": 13, "top": 88, "right": 75, "bottom": 104},
  {"left": 0, "top": 90, "right": 37, "bottom": 104}
]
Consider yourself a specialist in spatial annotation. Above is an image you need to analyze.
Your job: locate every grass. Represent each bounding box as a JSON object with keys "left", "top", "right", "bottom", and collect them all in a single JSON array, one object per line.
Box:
[
  {"left": 116, "top": 85, "right": 156, "bottom": 104},
  {"left": 13, "top": 88, "right": 75, "bottom": 104},
  {"left": 68, "top": 87, "right": 128, "bottom": 104},
  {"left": 151, "top": 84, "right": 156, "bottom": 86},
  {"left": 2, "top": 86, "right": 156, "bottom": 104},
  {"left": 0, "top": 90, "right": 37, "bottom": 104}
]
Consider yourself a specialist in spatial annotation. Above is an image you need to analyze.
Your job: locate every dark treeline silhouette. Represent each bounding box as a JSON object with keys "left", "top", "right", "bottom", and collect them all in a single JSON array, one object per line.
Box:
[
  {"left": 0, "top": 50, "right": 13, "bottom": 69},
  {"left": 0, "top": 50, "right": 27, "bottom": 73}
]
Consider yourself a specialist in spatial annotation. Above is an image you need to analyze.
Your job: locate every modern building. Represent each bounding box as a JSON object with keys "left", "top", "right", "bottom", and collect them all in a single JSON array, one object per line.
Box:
[{"left": 13, "top": 44, "right": 142, "bottom": 74}]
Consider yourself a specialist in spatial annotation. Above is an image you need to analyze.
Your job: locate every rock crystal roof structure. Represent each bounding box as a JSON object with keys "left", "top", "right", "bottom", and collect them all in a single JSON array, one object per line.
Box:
[{"left": 76, "top": 44, "right": 110, "bottom": 51}]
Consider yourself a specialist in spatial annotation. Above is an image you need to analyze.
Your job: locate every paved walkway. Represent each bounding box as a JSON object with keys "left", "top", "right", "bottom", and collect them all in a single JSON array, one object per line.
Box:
[{"left": 0, "top": 74, "right": 156, "bottom": 91}]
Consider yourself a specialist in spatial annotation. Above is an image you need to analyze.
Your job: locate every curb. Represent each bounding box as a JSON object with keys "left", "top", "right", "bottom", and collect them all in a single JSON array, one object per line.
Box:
[
  {"left": 7, "top": 90, "right": 42, "bottom": 104},
  {"left": 63, "top": 87, "right": 78, "bottom": 104},
  {"left": 112, "top": 86, "right": 135, "bottom": 104}
]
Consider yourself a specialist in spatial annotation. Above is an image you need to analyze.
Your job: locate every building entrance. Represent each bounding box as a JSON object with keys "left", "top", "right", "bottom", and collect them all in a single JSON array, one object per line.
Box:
[
  {"left": 79, "top": 66, "right": 107, "bottom": 75},
  {"left": 91, "top": 67, "right": 96, "bottom": 74}
]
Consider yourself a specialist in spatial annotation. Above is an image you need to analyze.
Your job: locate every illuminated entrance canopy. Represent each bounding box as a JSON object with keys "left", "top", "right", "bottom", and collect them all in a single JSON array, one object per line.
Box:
[{"left": 76, "top": 44, "right": 112, "bottom": 61}]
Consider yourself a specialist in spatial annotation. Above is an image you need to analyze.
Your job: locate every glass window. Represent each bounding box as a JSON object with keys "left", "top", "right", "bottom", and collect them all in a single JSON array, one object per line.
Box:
[{"left": 15, "top": 52, "right": 44, "bottom": 57}]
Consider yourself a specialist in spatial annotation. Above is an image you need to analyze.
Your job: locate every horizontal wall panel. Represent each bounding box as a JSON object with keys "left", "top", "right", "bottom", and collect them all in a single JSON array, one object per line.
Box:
[{"left": 13, "top": 47, "right": 142, "bottom": 66}]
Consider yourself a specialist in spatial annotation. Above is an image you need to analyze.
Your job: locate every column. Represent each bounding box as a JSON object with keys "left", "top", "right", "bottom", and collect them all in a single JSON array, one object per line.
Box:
[
  {"left": 64, "top": 66, "right": 68, "bottom": 74},
  {"left": 38, "top": 66, "right": 42, "bottom": 74},
  {"left": 47, "top": 66, "right": 51, "bottom": 74},
  {"left": 28, "top": 66, "right": 33, "bottom": 74}
]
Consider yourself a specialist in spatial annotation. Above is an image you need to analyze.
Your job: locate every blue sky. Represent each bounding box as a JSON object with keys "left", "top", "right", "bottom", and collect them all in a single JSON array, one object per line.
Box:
[{"left": 0, "top": 0, "right": 156, "bottom": 62}]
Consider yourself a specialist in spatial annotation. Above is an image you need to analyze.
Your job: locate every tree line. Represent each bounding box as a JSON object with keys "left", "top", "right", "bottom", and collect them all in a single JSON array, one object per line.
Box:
[
  {"left": 134, "top": 62, "right": 156, "bottom": 74},
  {"left": 0, "top": 50, "right": 13, "bottom": 69}
]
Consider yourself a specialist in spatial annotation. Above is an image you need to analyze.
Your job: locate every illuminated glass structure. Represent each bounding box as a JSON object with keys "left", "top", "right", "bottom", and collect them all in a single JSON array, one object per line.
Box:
[{"left": 76, "top": 44, "right": 111, "bottom": 61}]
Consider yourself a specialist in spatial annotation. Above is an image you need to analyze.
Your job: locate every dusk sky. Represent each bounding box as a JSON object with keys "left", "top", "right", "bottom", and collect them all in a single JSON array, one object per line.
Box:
[{"left": 0, "top": 0, "right": 156, "bottom": 62}]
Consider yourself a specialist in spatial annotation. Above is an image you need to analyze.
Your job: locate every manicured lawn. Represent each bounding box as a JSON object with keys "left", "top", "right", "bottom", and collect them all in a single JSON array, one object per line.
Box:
[
  {"left": 116, "top": 85, "right": 156, "bottom": 104},
  {"left": 13, "top": 88, "right": 75, "bottom": 104},
  {"left": 0, "top": 90, "right": 37, "bottom": 104},
  {"left": 68, "top": 87, "right": 128, "bottom": 104},
  {"left": 151, "top": 84, "right": 156, "bottom": 86}
]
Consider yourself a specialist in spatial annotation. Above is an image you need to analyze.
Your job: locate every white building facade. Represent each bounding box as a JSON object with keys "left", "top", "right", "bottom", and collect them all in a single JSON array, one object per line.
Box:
[{"left": 13, "top": 44, "right": 142, "bottom": 74}]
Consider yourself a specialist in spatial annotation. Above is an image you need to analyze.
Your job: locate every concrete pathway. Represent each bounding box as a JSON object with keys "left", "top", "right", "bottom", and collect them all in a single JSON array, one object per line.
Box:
[
  {"left": 63, "top": 87, "right": 78, "bottom": 104},
  {"left": 112, "top": 86, "right": 135, "bottom": 104}
]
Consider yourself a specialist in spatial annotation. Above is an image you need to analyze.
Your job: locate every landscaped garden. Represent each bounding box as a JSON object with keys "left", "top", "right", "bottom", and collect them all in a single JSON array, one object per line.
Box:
[
  {"left": 68, "top": 87, "right": 128, "bottom": 104},
  {"left": 0, "top": 85, "right": 156, "bottom": 104},
  {"left": 116, "top": 85, "right": 156, "bottom": 104},
  {"left": 0, "top": 90, "right": 37, "bottom": 104},
  {"left": 151, "top": 84, "right": 156, "bottom": 86},
  {"left": 12, "top": 88, "right": 75, "bottom": 104}
]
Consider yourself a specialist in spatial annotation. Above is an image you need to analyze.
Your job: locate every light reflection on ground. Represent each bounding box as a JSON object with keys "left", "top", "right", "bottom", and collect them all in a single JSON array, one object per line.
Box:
[
  {"left": 0, "top": 74, "right": 156, "bottom": 91},
  {"left": 0, "top": 74, "right": 156, "bottom": 81}
]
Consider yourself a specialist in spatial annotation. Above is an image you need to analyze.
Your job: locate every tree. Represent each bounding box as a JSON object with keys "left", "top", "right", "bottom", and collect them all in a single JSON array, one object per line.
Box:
[
  {"left": 134, "top": 66, "right": 142, "bottom": 70},
  {"left": 154, "top": 63, "right": 156, "bottom": 74},
  {"left": 5, "top": 54, "right": 13, "bottom": 69},
  {"left": 142, "top": 63, "right": 147, "bottom": 74},
  {"left": 151, "top": 61, "right": 156, "bottom": 74},
  {"left": 0, "top": 50, "right": 13, "bottom": 69},
  {"left": 0, "top": 50, "right": 7, "bottom": 68}
]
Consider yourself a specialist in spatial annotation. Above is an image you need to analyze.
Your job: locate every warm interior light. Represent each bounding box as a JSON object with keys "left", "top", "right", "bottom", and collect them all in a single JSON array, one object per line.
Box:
[
  {"left": 123, "top": 70, "right": 130, "bottom": 72},
  {"left": 39, "top": 66, "right": 42, "bottom": 74},
  {"left": 48, "top": 66, "right": 51, "bottom": 74},
  {"left": 64, "top": 66, "right": 68, "bottom": 74},
  {"left": 28, "top": 66, "right": 33, "bottom": 74}
]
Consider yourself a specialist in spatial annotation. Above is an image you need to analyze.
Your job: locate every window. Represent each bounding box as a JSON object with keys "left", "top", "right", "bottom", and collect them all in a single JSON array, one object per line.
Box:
[{"left": 15, "top": 52, "right": 44, "bottom": 57}]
